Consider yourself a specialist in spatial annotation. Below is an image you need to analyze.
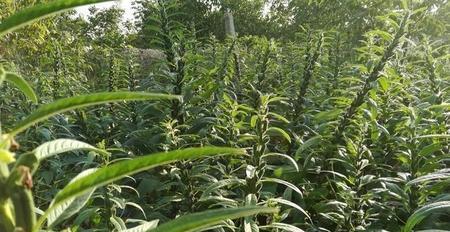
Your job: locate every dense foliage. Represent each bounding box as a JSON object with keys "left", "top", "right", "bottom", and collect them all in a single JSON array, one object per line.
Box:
[{"left": 0, "top": 0, "right": 449, "bottom": 231}]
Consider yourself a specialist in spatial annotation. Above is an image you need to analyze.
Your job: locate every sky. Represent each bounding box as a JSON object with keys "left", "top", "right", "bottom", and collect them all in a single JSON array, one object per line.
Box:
[{"left": 76, "top": 1, "right": 136, "bottom": 22}]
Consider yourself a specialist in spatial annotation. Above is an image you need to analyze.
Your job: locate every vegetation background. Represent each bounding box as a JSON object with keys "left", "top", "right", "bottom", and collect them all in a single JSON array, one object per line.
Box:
[{"left": 0, "top": 0, "right": 449, "bottom": 231}]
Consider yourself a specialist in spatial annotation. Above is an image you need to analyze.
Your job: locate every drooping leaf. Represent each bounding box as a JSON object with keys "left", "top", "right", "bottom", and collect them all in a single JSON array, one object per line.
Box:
[
  {"left": 10, "top": 92, "right": 180, "bottom": 136},
  {"left": 34, "top": 139, "right": 108, "bottom": 161},
  {"left": 123, "top": 220, "right": 159, "bottom": 232},
  {"left": 404, "top": 201, "right": 450, "bottom": 232},
  {"left": 295, "top": 135, "right": 322, "bottom": 160},
  {"left": 262, "top": 153, "right": 299, "bottom": 172},
  {"left": 418, "top": 143, "right": 442, "bottom": 157},
  {"left": 268, "top": 112, "right": 290, "bottom": 123},
  {"left": 4, "top": 72, "right": 37, "bottom": 103},
  {"left": 148, "top": 207, "right": 277, "bottom": 232},
  {"left": 313, "top": 109, "right": 342, "bottom": 123},
  {"left": 414, "top": 134, "right": 450, "bottom": 140},
  {"left": 36, "top": 147, "right": 245, "bottom": 229},
  {"left": 428, "top": 103, "right": 450, "bottom": 111},
  {"left": 47, "top": 169, "right": 97, "bottom": 228},
  {"left": 262, "top": 178, "right": 302, "bottom": 197},
  {"left": 267, "top": 127, "right": 291, "bottom": 143},
  {"left": 269, "top": 198, "right": 310, "bottom": 221},
  {"left": 259, "top": 223, "right": 305, "bottom": 232},
  {"left": 407, "top": 169, "right": 450, "bottom": 185},
  {"left": 201, "top": 178, "right": 246, "bottom": 199}
]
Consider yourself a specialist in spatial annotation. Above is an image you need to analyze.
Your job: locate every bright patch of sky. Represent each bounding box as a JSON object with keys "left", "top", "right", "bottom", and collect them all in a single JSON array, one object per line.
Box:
[{"left": 76, "top": 1, "right": 136, "bottom": 22}]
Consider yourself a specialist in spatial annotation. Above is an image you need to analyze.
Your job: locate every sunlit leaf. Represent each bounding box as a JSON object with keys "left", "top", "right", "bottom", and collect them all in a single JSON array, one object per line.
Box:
[
  {"left": 10, "top": 92, "right": 180, "bottom": 136},
  {"left": 36, "top": 147, "right": 245, "bottom": 229},
  {"left": 404, "top": 201, "right": 450, "bottom": 232},
  {"left": 34, "top": 139, "right": 108, "bottom": 161},
  {"left": 149, "top": 207, "right": 277, "bottom": 232},
  {"left": 0, "top": 0, "right": 114, "bottom": 37},
  {"left": 4, "top": 72, "right": 37, "bottom": 103}
]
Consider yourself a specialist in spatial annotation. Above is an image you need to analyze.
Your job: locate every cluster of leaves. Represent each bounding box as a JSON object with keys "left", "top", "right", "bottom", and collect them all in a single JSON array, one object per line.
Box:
[{"left": 0, "top": 0, "right": 449, "bottom": 231}]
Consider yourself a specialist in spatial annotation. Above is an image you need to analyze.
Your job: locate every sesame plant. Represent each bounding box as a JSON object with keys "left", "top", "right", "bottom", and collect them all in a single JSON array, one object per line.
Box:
[
  {"left": 0, "top": 1, "right": 275, "bottom": 232},
  {"left": 0, "top": 0, "right": 448, "bottom": 231}
]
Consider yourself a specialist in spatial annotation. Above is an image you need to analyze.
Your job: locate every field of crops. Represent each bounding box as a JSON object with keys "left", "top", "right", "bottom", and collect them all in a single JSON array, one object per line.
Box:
[{"left": 0, "top": 0, "right": 449, "bottom": 231}]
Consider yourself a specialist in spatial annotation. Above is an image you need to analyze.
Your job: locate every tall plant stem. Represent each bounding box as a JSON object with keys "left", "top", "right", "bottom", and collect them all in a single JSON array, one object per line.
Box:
[{"left": 334, "top": 12, "right": 410, "bottom": 141}]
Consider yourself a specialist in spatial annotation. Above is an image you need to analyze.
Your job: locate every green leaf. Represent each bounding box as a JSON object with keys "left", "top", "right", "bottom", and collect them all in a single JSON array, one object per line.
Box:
[
  {"left": 110, "top": 215, "right": 126, "bottom": 230},
  {"left": 123, "top": 220, "right": 159, "bottom": 232},
  {"left": 148, "top": 207, "right": 277, "bottom": 232},
  {"left": 367, "top": 29, "right": 394, "bottom": 41},
  {"left": 34, "top": 139, "right": 108, "bottom": 161},
  {"left": 313, "top": 109, "right": 342, "bottom": 123},
  {"left": 428, "top": 103, "right": 450, "bottom": 111},
  {"left": 10, "top": 92, "right": 180, "bottom": 136},
  {"left": 403, "top": 201, "right": 450, "bottom": 232},
  {"left": 260, "top": 223, "right": 305, "bottom": 232},
  {"left": 268, "top": 112, "right": 290, "bottom": 123},
  {"left": 418, "top": 143, "right": 442, "bottom": 157},
  {"left": 4, "top": 72, "right": 38, "bottom": 103},
  {"left": 416, "top": 230, "right": 450, "bottom": 232},
  {"left": 268, "top": 198, "right": 311, "bottom": 221},
  {"left": 295, "top": 135, "right": 322, "bottom": 160},
  {"left": 267, "top": 96, "right": 288, "bottom": 104},
  {"left": 414, "top": 134, "right": 450, "bottom": 140},
  {"left": 0, "top": 67, "right": 6, "bottom": 86},
  {"left": 201, "top": 178, "right": 246, "bottom": 199},
  {"left": 377, "top": 76, "right": 389, "bottom": 92},
  {"left": 401, "top": 0, "right": 409, "bottom": 10},
  {"left": 47, "top": 169, "right": 98, "bottom": 228},
  {"left": 262, "top": 153, "right": 299, "bottom": 172},
  {"left": 407, "top": 170, "right": 450, "bottom": 186},
  {"left": 36, "top": 147, "right": 245, "bottom": 230},
  {"left": 0, "top": 0, "right": 114, "bottom": 37},
  {"left": 250, "top": 115, "right": 258, "bottom": 128},
  {"left": 262, "top": 178, "right": 302, "bottom": 197},
  {"left": 267, "top": 127, "right": 291, "bottom": 143}
]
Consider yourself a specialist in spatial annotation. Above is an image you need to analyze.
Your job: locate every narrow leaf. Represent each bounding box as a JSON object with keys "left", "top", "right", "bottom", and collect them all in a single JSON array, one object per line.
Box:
[
  {"left": 260, "top": 223, "right": 305, "bottom": 232},
  {"left": 267, "top": 127, "right": 291, "bottom": 143},
  {"left": 10, "top": 92, "right": 180, "bottom": 136},
  {"left": 47, "top": 169, "right": 97, "bottom": 228},
  {"left": 414, "top": 134, "right": 450, "bottom": 140},
  {"left": 149, "top": 207, "right": 277, "bottom": 232},
  {"left": 295, "top": 135, "right": 322, "bottom": 160},
  {"left": 407, "top": 169, "right": 450, "bottom": 185},
  {"left": 4, "top": 72, "right": 37, "bottom": 103},
  {"left": 269, "top": 198, "right": 311, "bottom": 221},
  {"left": 123, "top": 220, "right": 159, "bottom": 232},
  {"left": 262, "top": 178, "right": 303, "bottom": 197},
  {"left": 201, "top": 178, "right": 246, "bottom": 199},
  {"left": 262, "top": 153, "right": 299, "bottom": 172},
  {"left": 34, "top": 139, "right": 108, "bottom": 161},
  {"left": 404, "top": 201, "right": 450, "bottom": 232},
  {"left": 418, "top": 143, "right": 442, "bottom": 157},
  {"left": 36, "top": 147, "right": 245, "bottom": 230}
]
